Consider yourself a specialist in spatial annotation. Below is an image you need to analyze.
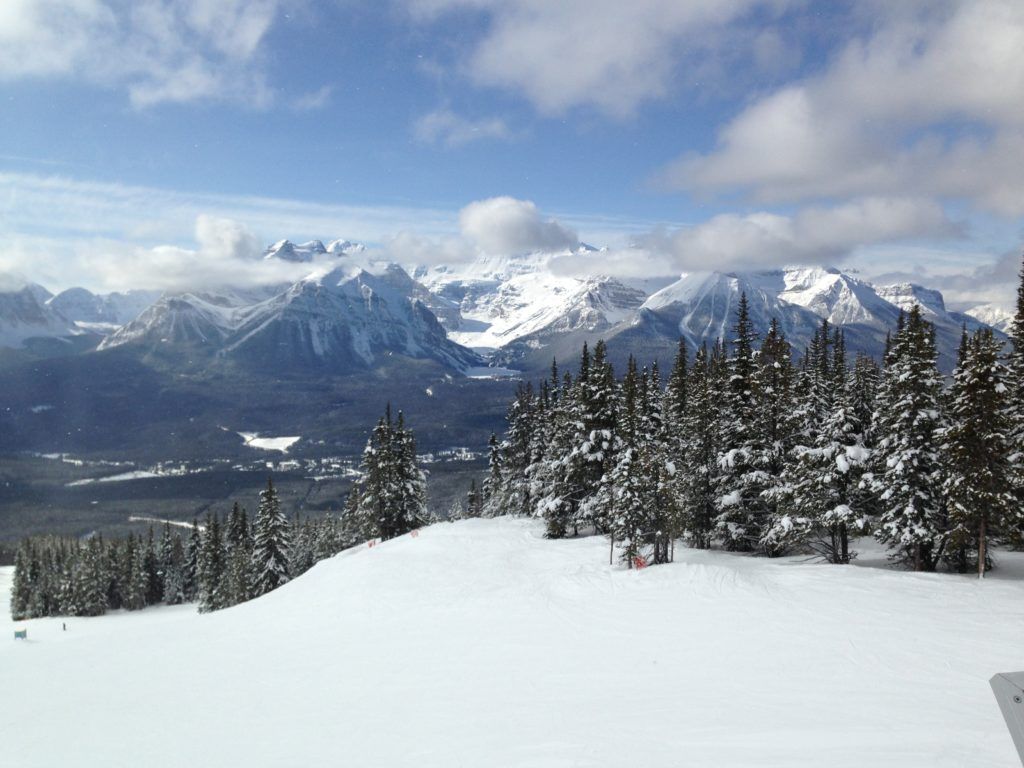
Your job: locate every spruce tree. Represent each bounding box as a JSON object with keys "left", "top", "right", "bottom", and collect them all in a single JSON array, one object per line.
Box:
[
  {"left": 183, "top": 520, "right": 201, "bottom": 602},
  {"left": 251, "top": 478, "right": 291, "bottom": 597},
  {"left": 466, "top": 480, "right": 482, "bottom": 518},
  {"left": 871, "top": 305, "right": 946, "bottom": 571},
  {"left": 198, "top": 513, "right": 227, "bottom": 613},
  {"left": 223, "top": 502, "right": 253, "bottom": 606},
  {"left": 1006, "top": 253, "right": 1024, "bottom": 529},
  {"left": 756, "top": 319, "right": 807, "bottom": 556},
  {"left": 678, "top": 343, "right": 720, "bottom": 549},
  {"left": 481, "top": 433, "right": 503, "bottom": 517},
  {"left": 942, "top": 328, "right": 1019, "bottom": 576},
  {"left": 353, "top": 406, "right": 429, "bottom": 541},
  {"left": 715, "top": 293, "right": 765, "bottom": 550},
  {"left": 790, "top": 333, "right": 871, "bottom": 563}
]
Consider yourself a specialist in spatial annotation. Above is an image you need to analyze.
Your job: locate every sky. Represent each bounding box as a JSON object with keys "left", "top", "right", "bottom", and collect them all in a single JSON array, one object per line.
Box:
[{"left": 0, "top": 0, "right": 1022, "bottom": 307}]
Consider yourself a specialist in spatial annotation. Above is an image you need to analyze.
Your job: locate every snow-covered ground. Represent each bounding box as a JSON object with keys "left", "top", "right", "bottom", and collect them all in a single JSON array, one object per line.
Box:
[
  {"left": 238, "top": 431, "right": 302, "bottom": 452},
  {"left": 3, "top": 519, "right": 1023, "bottom": 767}
]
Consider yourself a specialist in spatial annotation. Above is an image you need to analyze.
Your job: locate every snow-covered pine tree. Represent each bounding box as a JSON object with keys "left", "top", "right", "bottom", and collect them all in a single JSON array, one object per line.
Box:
[
  {"left": 942, "top": 328, "right": 1018, "bottom": 576},
  {"left": 791, "top": 331, "right": 871, "bottom": 563},
  {"left": 501, "top": 382, "right": 539, "bottom": 518},
  {"left": 183, "top": 520, "right": 201, "bottom": 602},
  {"left": 251, "top": 478, "right": 291, "bottom": 596},
  {"left": 1006, "top": 254, "right": 1024, "bottom": 532},
  {"left": 678, "top": 343, "right": 720, "bottom": 549},
  {"left": 604, "top": 357, "right": 656, "bottom": 566},
  {"left": 10, "top": 542, "right": 32, "bottom": 620},
  {"left": 73, "top": 537, "right": 108, "bottom": 616},
  {"left": 124, "top": 539, "right": 148, "bottom": 611},
  {"left": 565, "top": 340, "right": 618, "bottom": 535},
  {"left": 481, "top": 433, "right": 503, "bottom": 517},
  {"left": 392, "top": 410, "right": 429, "bottom": 533},
  {"left": 352, "top": 407, "right": 428, "bottom": 541},
  {"left": 755, "top": 319, "right": 806, "bottom": 556},
  {"left": 714, "top": 293, "right": 766, "bottom": 551},
  {"left": 222, "top": 502, "right": 253, "bottom": 606},
  {"left": 466, "top": 480, "right": 482, "bottom": 518},
  {"left": 197, "top": 513, "right": 227, "bottom": 612},
  {"left": 447, "top": 498, "right": 467, "bottom": 521},
  {"left": 142, "top": 527, "right": 162, "bottom": 606},
  {"left": 533, "top": 362, "right": 593, "bottom": 538},
  {"left": 158, "top": 523, "right": 186, "bottom": 605},
  {"left": 872, "top": 305, "right": 947, "bottom": 571}
]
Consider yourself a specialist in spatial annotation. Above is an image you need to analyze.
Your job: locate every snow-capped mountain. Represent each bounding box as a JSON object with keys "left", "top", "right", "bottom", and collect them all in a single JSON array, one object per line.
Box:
[
  {"left": 0, "top": 283, "right": 80, "bottom": 348},
  {"left": 605, "top": 267, "right": 997, "bottom": 372},
  {"left": 416, "top": 247, "right": 672, "bottom": 352},
  {"left": 48, "top": 287, "right": 162, "bottom": 330},
  {"left": 103, "top": 263, "right": 480, "bottom": 373},
  {"left": 964, "top": 302, "right": 1015, "bottom": 333},
  {"left": 263, "top": 238, "right": 365, "bottom": 262}
]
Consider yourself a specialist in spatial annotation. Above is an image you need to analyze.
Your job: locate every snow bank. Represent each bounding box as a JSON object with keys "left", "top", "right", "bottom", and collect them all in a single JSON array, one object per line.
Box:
[{"left": 3, "top": 520, "right": 1023, "bottom": 767}]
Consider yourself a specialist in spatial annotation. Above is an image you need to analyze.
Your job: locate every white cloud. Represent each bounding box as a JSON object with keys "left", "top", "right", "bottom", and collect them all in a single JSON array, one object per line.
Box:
[
  {"left": 413, "top": 108, "right": 512, "bottom": 147},
  {"left": 640, "top": 197, "right": 957, "bottom": 273},
  {"left": 0, "top": 0, "right": 283, "bottom": 107},
  {"left": 459, "top": 197, "right": 578, "bottom": 254},
  {"left": 405, "top": 0, "right": 793, "bottom": 117},
  {"left": 661, "top": 0, "right": 1024, "bottom": 216}
]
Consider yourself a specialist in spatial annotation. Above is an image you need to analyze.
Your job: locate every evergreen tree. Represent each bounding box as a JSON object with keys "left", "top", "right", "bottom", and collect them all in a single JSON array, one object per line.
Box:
[
  {"left": 73, "top": 537, "right": 108, "bottom": 617},
  {"left": 942, "top": 328, "right": 1019, "bottom": 576},
  {"left": 466, "top": 480, "right": 482, "bottom": 518},
  {"left": 197, "top": 513, "right": 227, "bottom": 612},
  {"left": 790, "top": 333, "right": 871, "bottom": 563},
  {"left": 10, "top": 542, "right": 32, "bottom": 620},
  {"left": 353, "top": 407, "right": 429, "bottom": 541},
  {"left": 715, "top": 293, "right": 766, "bottom": 550},
  {"left": 224, "top": 502, "right": 253, "bottom": 606},
  {"left": 142, "top": 527, "right": 162, "bottom": 606},
  {"left": 678, "top": 343, "right": 720, "bottom": 549},
  {"left": 124, "top": 540, "right": 148, "bottom": 611},
  {"left": 756, "top": 320, "right": 807, "bottom": 556},
  {"left": 183, "top": 520, "right": 201, "bottom": 602},
  {"left": 1007, "top": 254, "right": 1024, "bottom": 530},
  {"left": 871, "top": 305, "right": 946, "bottom": 571},
  {"left": 251, "top": 477, "right": 291, "bottom": 597},
  {"left": 481, "top": 433, "right": 503, "bottom": 517},
  {"left": 158, "top": 524, "right": 186, "bottom": 606}
]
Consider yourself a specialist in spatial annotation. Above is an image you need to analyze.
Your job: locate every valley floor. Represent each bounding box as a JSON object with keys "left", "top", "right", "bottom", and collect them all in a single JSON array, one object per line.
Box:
[{"left": 3, "top": 519, "right": 1023, "bottom": 767}]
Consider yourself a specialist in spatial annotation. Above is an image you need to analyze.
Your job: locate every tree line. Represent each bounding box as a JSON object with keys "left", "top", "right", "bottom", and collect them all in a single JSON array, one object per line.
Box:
[
  {"left": 11, "top": 405, "right": 431, "bottom": 621},
  {"left": 480, "top": 258, "right": 1024, "bottom": 576}
]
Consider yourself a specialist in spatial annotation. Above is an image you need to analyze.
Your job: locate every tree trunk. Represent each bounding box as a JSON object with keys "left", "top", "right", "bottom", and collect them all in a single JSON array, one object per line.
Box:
[
  {"left": 839, "top": 524, "right": 849, "bottom": 565},
  {"left": 978, "top": 515, "right": 987, "bottom": 580},
  {"left": 609, "top": 535, "right": 614, "bottom": 566}
]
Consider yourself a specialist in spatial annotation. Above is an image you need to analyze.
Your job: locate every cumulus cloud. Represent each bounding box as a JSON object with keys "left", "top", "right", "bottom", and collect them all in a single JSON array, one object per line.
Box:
[
  {"left": 661, "top": 0, "right": 1024, "bottom": 216},
  {"left": 637, "top": 197, "right": 958, "bottom": 273},
  {"left": 0, "top": 0, "right": 283, "bottom": 107},
  {"left": 405, "top": 0, "right": 793, "bottom": 117},
  {"left": 459, "top": 197, "right": 579, "bottom": 254},
  {"left": 413, "top": 108, "right": 513, "bottom": 147}
]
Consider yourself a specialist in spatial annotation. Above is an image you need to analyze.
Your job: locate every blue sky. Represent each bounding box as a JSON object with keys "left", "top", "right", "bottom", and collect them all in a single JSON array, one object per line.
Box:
[{"left": 0, "top": 1, "right": 1022, "bottom": 306}]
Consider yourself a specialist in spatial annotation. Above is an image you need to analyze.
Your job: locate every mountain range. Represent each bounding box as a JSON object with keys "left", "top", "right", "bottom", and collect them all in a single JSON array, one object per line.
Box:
[{"left": 0, "top": 240, "right": 1010, "bottom": 458}]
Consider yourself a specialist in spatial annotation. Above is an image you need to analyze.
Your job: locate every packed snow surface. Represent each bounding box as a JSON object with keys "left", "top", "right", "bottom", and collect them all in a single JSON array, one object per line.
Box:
[{"left": 4, "top": 519, "right": 1023, "bottom": 767}]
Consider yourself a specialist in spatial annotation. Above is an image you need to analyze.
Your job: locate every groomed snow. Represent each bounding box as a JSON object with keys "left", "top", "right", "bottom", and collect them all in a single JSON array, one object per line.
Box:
[{"left": 3, "top": 519, "right": 1023, "bottom": 767}]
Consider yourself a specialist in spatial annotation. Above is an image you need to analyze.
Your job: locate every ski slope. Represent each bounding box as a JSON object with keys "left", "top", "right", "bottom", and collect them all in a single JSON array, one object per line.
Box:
[{"left": 3, "top": 519, "right": 1023, "bottom": 767}]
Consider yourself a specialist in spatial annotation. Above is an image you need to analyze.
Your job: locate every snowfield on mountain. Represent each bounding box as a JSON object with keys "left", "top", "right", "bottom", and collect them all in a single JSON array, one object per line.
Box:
[{"left": 4, "top": 518, "right": 1023, "bottom": 768}]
